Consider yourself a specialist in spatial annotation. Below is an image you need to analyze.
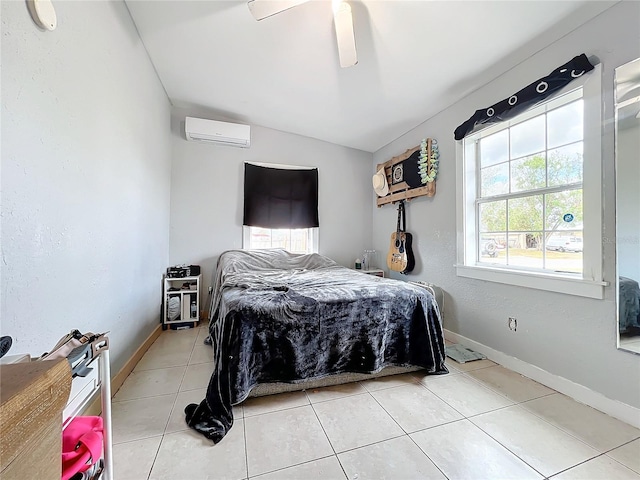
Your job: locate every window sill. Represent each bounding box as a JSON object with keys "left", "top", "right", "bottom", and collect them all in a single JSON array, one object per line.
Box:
[{"left": 455, "top": 264, "right": 607, "bottom": 299}]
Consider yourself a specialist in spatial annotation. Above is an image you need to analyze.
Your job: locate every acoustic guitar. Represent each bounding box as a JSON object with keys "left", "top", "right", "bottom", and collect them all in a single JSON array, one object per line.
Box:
[{"left": 386, "top": 201, "right": 415, "bottom": 274}]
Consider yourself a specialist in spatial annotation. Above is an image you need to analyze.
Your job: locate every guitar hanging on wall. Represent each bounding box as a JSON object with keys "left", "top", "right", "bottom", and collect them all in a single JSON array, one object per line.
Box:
[{"left": 387, "top": 200, "right": 415, "bottom": 274}]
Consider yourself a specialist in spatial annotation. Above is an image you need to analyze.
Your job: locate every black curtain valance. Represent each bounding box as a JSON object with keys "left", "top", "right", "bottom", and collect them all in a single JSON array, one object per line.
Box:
[
  {"left": 243, "top": 163, "right": 319, "bottom": 229},
  {"left": 454, "top": 53, "right": 595, "bottom": 141}
]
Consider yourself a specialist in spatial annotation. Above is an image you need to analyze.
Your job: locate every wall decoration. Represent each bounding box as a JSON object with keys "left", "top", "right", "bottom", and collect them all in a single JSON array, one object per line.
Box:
[{"left": 375, "top": 138, "right": 439, "bottom": 207}]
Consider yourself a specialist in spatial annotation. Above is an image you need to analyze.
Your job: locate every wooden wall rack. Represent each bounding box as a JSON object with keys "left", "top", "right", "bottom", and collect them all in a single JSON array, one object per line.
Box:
[{"left": 376, "top": 139, "right": 437, "bottom": 207}]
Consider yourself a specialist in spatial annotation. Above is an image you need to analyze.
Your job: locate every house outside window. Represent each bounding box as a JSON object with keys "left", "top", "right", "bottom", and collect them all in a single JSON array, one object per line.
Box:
[{"left": 456, "top": 64, "right": 605, "bottom": 298}]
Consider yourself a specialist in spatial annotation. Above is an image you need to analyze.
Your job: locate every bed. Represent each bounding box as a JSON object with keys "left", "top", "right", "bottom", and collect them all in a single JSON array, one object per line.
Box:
[
  {"left": 619, "top": 276, "right": 640, "bottom": 333},
  {"left": 185, "top": 249, "right": 448, "bottom": 443}
]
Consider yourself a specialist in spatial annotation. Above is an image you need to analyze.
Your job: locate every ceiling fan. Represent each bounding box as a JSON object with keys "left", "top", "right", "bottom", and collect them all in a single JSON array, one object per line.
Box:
[{"left": 247, "top": 0, "right": 358, "bottom": 68}]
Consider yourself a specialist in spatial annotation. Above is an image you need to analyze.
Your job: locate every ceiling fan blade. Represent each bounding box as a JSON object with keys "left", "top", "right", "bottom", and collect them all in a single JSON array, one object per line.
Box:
[
  {"left": 247, "top": 0, "right": 310, "bottom": 21},
  {"left": 333, "top": 1, "right": 357, "bottom": 68}
]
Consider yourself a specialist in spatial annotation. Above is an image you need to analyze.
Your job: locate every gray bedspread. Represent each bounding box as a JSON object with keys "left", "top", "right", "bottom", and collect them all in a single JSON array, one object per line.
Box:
[{"left": 185, "top": 249, "right": 447, "bottom": 443}]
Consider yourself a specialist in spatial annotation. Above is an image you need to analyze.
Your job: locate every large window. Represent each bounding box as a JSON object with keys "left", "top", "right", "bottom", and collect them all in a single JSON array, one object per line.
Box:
[
  {"left": 456, "top": 65, "right": 604, "bottom": 298},
  {"left": 474, "top": 89, "right": 584, "bottom": 273}
]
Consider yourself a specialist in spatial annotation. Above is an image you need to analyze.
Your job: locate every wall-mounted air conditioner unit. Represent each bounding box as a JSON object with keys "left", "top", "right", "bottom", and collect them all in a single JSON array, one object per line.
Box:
[{"left": 185, "top": 117, "right": 251, "bottom": 148}]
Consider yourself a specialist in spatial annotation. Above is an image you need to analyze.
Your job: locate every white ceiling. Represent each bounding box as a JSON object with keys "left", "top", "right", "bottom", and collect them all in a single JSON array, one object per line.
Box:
[{"left": 125, "top": 0, "right": 615, "bottom": 152}]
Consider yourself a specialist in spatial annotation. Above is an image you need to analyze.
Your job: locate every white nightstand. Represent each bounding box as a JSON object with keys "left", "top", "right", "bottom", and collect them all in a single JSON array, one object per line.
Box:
[{"left": 163, "top": 274, "right": 202, "bottom": 330}]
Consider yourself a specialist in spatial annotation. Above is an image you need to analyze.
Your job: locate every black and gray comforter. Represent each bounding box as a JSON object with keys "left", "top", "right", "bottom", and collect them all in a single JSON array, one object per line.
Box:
[{"left": 185, "top": 249, "right": 448, "bottom": 443}]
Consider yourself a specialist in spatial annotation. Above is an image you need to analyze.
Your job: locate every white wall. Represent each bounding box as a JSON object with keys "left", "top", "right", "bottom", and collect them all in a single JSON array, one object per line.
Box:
[
  {"left": 372, "top": 2, "right": 640, "bottom": 408},
  {"left": 169, "top": 108, "right": 373, "bottom": 295},
  {"left": 1, "top": 1, "right": 172, "bottom": 373},
  {"left": 616, "top": 122, "right": 640, "bottom": 281}
]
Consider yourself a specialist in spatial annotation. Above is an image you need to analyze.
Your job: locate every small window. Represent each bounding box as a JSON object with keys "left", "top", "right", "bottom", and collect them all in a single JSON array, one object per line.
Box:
[
  {"left": 242, "top": 162, "right": 320, "bottom": 254},
  {"left": 243, "top": 226, "right": 318, "bottom": 254}
]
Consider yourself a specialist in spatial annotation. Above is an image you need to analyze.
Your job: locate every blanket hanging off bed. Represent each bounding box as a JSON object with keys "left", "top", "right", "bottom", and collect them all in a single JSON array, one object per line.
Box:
[{"left": 185, "top": 249, "right": 448, "bottom": 443}]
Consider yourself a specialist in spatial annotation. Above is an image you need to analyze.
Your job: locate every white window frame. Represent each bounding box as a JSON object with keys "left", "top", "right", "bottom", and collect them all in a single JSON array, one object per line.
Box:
[
  {"left": 456, "top": 64, "right": 606, "bottom": 299},
  {"left": 242, "top": 226, "right": 319, "bottom": 254}
]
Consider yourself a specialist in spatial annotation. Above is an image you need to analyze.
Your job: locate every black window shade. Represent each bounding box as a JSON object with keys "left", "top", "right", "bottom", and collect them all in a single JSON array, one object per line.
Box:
[
  {"left": 454, "top": 54, "right": 595, "bottom": 141},
  {"left": 243, "top": 163, "right": 319, "bottom": 229}
]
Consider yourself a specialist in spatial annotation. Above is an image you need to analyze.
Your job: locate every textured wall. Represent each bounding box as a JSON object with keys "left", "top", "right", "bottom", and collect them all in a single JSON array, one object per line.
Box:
[
  {"left": 372, "top": 2, "right": 640, "bottom": 407},
  {"left": 169, "top": 107, "right": 373, "bottom": 296},
  {"left": 1, "top": 1, "right": 172, "bottom": 373}
]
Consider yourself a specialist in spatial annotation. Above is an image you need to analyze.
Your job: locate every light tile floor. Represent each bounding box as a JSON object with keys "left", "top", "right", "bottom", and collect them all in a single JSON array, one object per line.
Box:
[{"left": 112, "top": 326, "right": 640, "bottom": 479}]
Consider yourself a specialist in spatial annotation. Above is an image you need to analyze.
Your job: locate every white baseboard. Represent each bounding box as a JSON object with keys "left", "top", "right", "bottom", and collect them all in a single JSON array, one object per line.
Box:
[{"left": 444, "top": 329, "right": 640, "bottom": 429}]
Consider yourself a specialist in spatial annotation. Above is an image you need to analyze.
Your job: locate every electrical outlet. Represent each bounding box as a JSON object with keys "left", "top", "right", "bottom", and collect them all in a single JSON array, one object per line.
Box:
[{"left": 508, "top": 317, "right": 517, "bottom": 331}]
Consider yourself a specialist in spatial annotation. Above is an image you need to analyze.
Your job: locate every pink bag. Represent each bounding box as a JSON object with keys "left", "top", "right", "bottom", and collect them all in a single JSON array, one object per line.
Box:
[{"left": 62, "top": 416, "right": 103, "bottom": 480}]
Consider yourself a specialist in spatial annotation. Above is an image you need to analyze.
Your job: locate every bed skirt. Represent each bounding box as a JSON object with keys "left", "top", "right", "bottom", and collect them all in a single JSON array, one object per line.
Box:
[{"left": 245, "top": 365, "right": 422, "bottom": 399}]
